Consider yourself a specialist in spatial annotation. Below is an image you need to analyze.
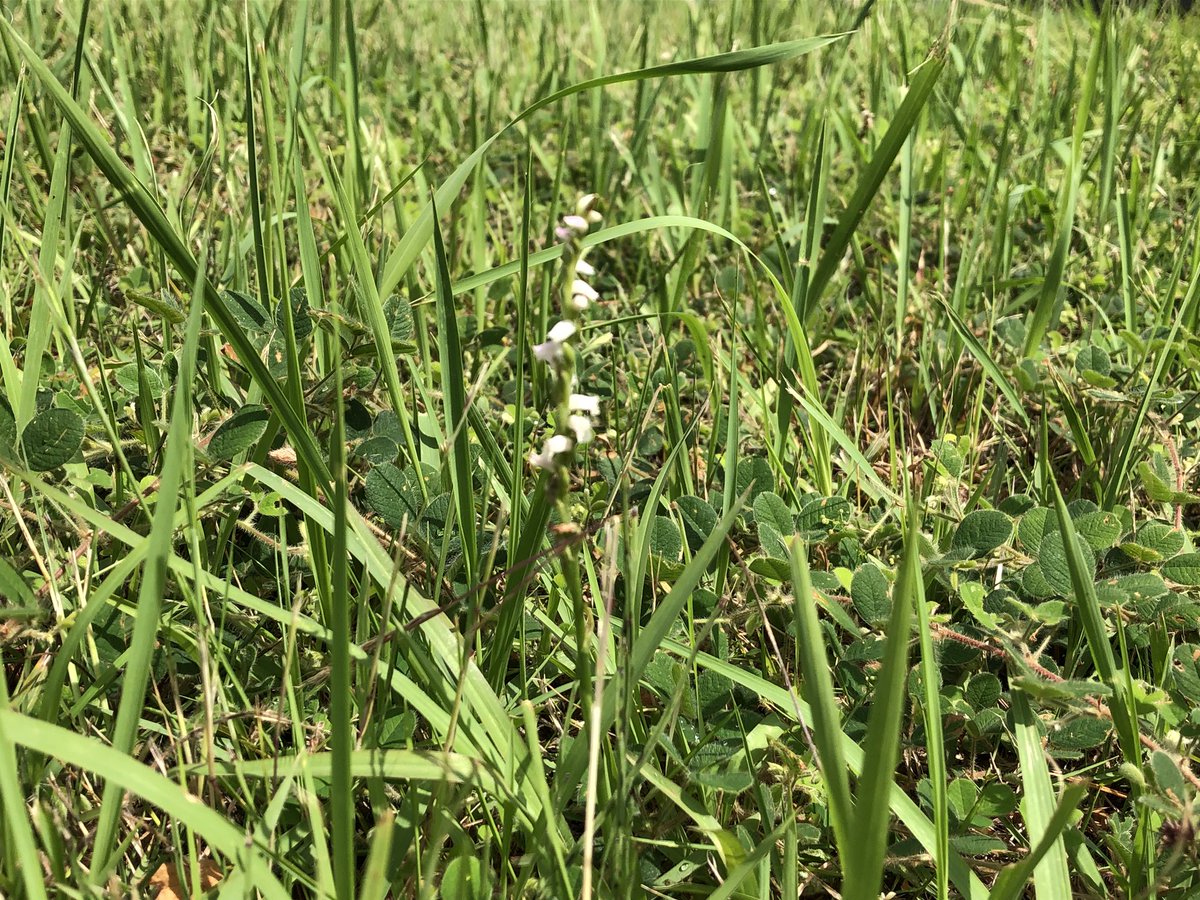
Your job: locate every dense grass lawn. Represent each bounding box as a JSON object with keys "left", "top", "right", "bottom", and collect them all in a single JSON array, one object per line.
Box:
[{"left": 3, "top": 1, "right": 1200, "bottom": 897}]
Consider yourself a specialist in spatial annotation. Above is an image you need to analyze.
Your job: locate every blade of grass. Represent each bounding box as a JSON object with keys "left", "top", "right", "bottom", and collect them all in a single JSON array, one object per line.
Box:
[
  {"left": 0, "top": 710, "right": 291, "bottom": 899},
  {"left": 1010, "top": 690, "right": 1073, "bottom": 900},
  {"left": 789, "top": 539, "right": 854, "bottom": 867},
  {"left": 431, "top": 194, "right": 478, "bottom": 588},
  {"left": 377, "top": 34, "right": 847, "bottom": 300},
  {"left": 90, "top": 252, "right": 205, "bottom": 881},
  {"left": 845, "top": 504, "right": 921, "bottom": 900},
  {"left": 914, "top": 557, "right": 949, "bottom": 900},
  {"left": 329, "top": 313, "right": 355, "bottom": 900},
  {"left": 1022, "top": 26, "right": 1101, "bottom": 355}
]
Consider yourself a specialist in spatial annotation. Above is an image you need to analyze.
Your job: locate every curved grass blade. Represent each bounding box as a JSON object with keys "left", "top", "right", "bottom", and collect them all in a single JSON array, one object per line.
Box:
[
  {"left": 431, "top": 195, "right": 478, "bottom": 587},
  {"left": 378, "top": 35, "right": 847, "bottom": 299},
  {"left": 803, "top": 43, "right": 947, "bottom": 324}
]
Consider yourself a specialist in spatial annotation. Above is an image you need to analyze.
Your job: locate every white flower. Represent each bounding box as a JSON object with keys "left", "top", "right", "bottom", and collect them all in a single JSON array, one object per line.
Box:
[
  {"left": 575, "top": 258, "right": 595, "bottom": 277},
  {"left": 576, "top": 193, "right": 603, "bottom": 224},
  {"left": 576, "top": 193, "right": 598, "bottom": 216},
  {"left": 572, "top": 279, "right": 599, "bottom": 302},
  {"left": 534, "top": 340, "right": 563, "bottom": 364},
  {"left": 571, "top": 294, "right": 590, "bottom": 312},
  {"left": 547, "top": 320, "right": 576, "bottom": 342},
  {"left": 568, "top": 415, "right": 594, "bottom": 444},
  {"left": 562, "top": 214, "right": 589, "bottom": 233},
  {"left": 529, "top": 433, "right": 575, "bottom": 469},
  {"left": 569, "top": 393, "right": 600, "bottom": 415}
]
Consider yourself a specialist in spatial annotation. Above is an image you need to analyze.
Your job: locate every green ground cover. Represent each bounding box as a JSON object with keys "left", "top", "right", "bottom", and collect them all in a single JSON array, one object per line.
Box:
[{"left": 2, "top": 1, "right": 1200, "bottom": 896}]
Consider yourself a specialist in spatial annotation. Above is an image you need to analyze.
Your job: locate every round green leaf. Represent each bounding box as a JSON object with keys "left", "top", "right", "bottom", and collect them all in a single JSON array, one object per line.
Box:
[
  {"left": 207, "top": 405, "right": 270, "bottom": 461},
  {"left": 735, "top": 457, "right": 774, "bottom": 505},
  {"left": 675, "top": 495, "right": 718, "bottom": 551},
  {"left": 1072, "top": 510, "right": 1122, "bottom": 551},
  {"left": 441, "top": 853, "right": 492, "bottom": 900},
  {"left": 930, "top": 439, "right": 964, "bottom": 478},
  {"left": 754, "top": 491, "right": 793, "bottom": 548},
  {"left": 0, "top": 401, "right": 15, "bottom": 457},
  {"left": 649, "top": 516, "right": 682, "bottom": 561},
  {"left": 357, "top": 435, "right": 399, "bottom": 465},
  {"left": 796, "top": 495, "right": 851, "bottom": 532},
  {"left": 1075, "top": 344, "right": 1112, "bottom": 377},
  {"left": 221, "top": 289, "right": 271, "bottom": 334},
  {"left": 1048, "top": 717, "right": 1109, "bottom": 751},
  {"left": 965, "top": 673, "right": 1002, "bottom": 711},
  {"left": 21, "top": 407, "right": 85, "bottom": 471},
  {"left": 364, "top": 463, "right": 420, "bottom": 530},
  {"left": 1163, "top": 552, "right": 1200, "bottom": 587},
  {"left": 851, "top": 564, "right": 890, "bottom": 626},
  {"left": 951, "top": 509, "right": 1013, "bottom": 558},
  {"left": 114, "top": 363, "right": 164, "bottom": 396},
  {"left": 278, "top": 286, "right": 313, "bottom": 341},
  {"left": 693, "top": 769, "right": 754, "bottom": 793},
  {"left": 1134, "top": 523, "right": 1185, "bottom": 560},
  {"left": 976, "top": 782, "right": 1018, "bottom": 817},
  {"left": 1037, "top": 527, "right": 1096, "bottom": 596},
  {"left": 0, "top": 556, "right": 36, "bottom": 606},
  {"left": 1017, "top": 507, "right": 1052, "bottom": 553}
]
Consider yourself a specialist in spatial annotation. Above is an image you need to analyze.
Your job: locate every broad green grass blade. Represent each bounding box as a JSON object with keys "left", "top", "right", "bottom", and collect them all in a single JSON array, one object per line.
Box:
[
  {"left": 789, "top": 539, "right": 854, "bottom": 866},
  {"left": 1010, "top": 690, "right": 1073, "bottom": 900},
  {"left": 989, "top": 782, "right": 1089, "bottom": 900},
  {"left": 1050, "top": 482, "right": 1140, "bottom": 764},
  {"left": 329, "top": 319, "right": 355, "bottom": 899},
  {"left": 846, "top": 505, "right": 920, "bottom": 900},
  {"left": 913, "top": 561, "right": 949, "bottom": 900}
]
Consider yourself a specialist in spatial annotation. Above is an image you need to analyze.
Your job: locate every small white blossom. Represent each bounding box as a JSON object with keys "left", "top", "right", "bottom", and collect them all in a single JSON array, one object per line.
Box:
[
  {"left": 529, "top": 433, "right": 575, "bottom": 469},
  {"left": 571, "top": 294, "right": 589, "bottom": 312},
  {"left": 547, "top": 320, "right": 576, "bottom": 342},
  {"left": 572, "top": 279, "right": 599, "bottom": 302},
  {"left": 568, "top": 415, "right": 594, "bottom": 444},
  {"left": 569, "top": 393, "right": 600, "bottom": 415},
  {"left": 575, "top": 258, "right": 596, "bottom": 277},
  {"left": 576, "top": 193, "right": 599, "bottom": 216},
  {"left": 534, "top": 340, "right": 563, "bottom": 364},
  {"left": 562, "top": 214, "right": 589, "bottom": 233}
]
